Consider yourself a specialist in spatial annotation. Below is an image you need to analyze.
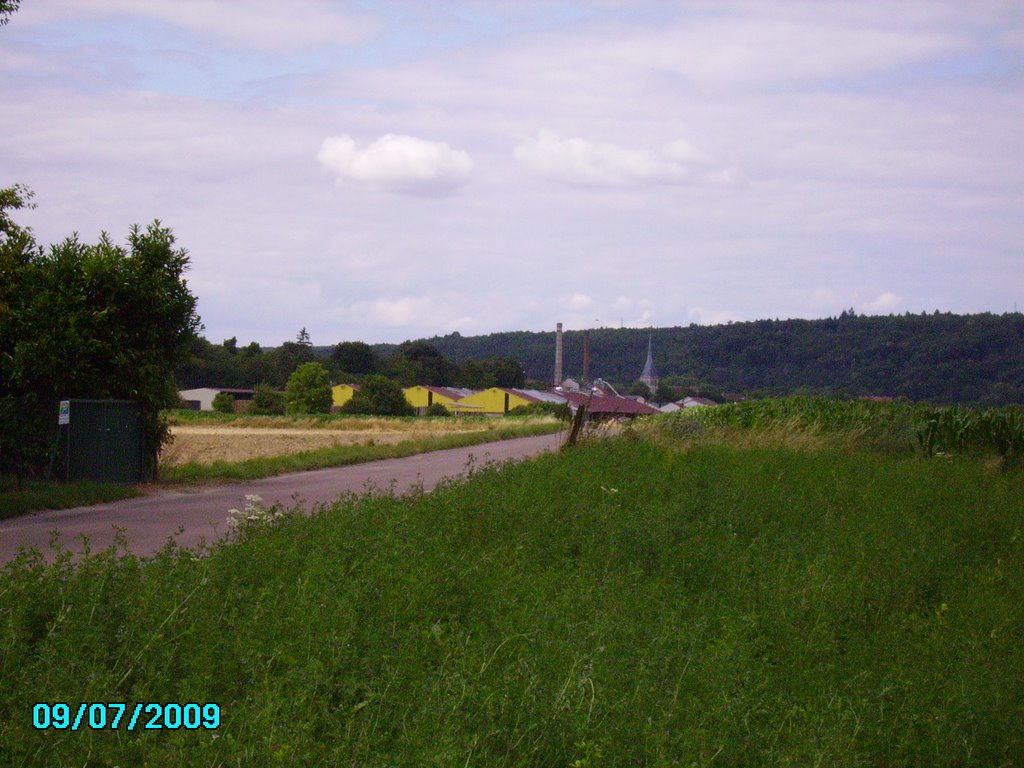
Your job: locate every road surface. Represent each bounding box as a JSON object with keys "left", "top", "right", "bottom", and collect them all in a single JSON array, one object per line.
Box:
[{"left": 0, "top": 432, "right": 562, "bottom": 565}]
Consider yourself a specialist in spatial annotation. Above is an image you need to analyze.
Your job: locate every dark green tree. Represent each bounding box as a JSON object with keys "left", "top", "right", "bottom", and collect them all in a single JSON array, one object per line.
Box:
[
  {"left": 285, "top": 362, "right": 332, "bottom": 414},
  {"left": 250, "top": 384, "right": 286, "bottom": 415},
  {"left": 480, "top": 356, "right": 525, "bottom": 388},
  {"left": 1, "top": 189, "right": 201, "bottom": 478},
  {"left": 458, "top": 358, "right": 491, "bottom": 389},
  {"left": 331, "top": 341, "right": 379, "bottom": 376},
  {"left": 212, "top": 392, "right": 235, "bottom": 414},
  {"left": 629, "top": 381, "right": 653, "bottom": 400},
  {"left": 341, "top": 375, "right": 414, "bottom": 416},
  {"left": 389, "top": 341, "right": 457, "bottom": 386},
  {"left": 654, "top": 382, "right": 678, "bottom": 403},
  {"left": 0, "top": 0, "right": 21, "bottom": 26}
]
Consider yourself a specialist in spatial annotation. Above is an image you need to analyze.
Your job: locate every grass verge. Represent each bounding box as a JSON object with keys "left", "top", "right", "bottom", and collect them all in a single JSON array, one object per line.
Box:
[
  {"left": 160, "top": 420, "right": 564, "bottom": 482},
  {"left": 0, "top": 478, "right": 139, "bottom": 521},
  {"left": 2, "top": 435, "right": 1021, "bottom": 765}
]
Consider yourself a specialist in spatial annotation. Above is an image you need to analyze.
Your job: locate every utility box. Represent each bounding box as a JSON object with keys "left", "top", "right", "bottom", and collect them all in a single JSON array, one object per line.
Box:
[{"left": 57, "top": 399, "right": 144, "bottom": 484}]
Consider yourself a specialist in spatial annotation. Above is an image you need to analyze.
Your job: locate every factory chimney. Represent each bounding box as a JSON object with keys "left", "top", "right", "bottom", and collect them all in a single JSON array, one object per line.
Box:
[
  {"left": 582, "top": 329, "right": 591, "bottom": 387},
  {"left": 554, "top": 322, "right": 563, "bottom": 385}
]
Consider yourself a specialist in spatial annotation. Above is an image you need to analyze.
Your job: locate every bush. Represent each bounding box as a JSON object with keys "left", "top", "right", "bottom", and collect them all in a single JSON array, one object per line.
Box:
[
  {"left": 211, "top": 392, "right": 235, "bottom": 414},
  {"left": 285, "top": 362, "right": 332, "bottom": 414},
  {"left": 0, "top": 193, "right": 201, "bottom": 479},
  {"left": 425, "top": 402, "right": 451, "bottom": 417},
  {"left": 341, "top": 375, "right": 414, "bottom": 416},
  {"left": 250, "top": 384, "right": 286, "bottom": 415}
]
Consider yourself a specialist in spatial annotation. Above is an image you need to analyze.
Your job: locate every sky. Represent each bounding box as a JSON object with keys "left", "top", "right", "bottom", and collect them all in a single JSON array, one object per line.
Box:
[{"left": 2, "top": 1, "right": 1022, "bottom": 346}]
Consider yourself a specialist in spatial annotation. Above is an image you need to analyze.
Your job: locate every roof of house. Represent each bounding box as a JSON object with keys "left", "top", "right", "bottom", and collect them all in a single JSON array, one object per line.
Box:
[
  {"left": 416, "top": 385, "right": 469, "bottom": 401},
  {"left": 558, "top": 390, "right": 660, "bottom": 415},
  {"left": 491, "top": 387, "right": 545, "bottom": 403},
  {"left": 680, "top": 396, "right": 716, "bottom": 407},
  {"left": 179, "top": 387, "right": 254, "bottom": 396},
  {"left": 514, "top": 389, "right": 567, "bottom": 404}
]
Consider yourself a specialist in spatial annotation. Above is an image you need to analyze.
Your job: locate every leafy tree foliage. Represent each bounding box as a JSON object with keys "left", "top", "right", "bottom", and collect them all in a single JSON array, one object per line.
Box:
[
  {"left": 0, "top": 0, "right": 20, "bottom": 26},
  {"left": 387, "top": 341, "right": 458, "bottom": 387},
  {"left": 212, "top": 392, "right": 235, "bottom": 414},
  {"left": 285, "top": 362, "right": 332, "bottom": 414},
  {"left": 273, "top": 335, "right": 316, "bottom": 389},
  {"left": 629, "top": 381, "right": 653, "bottom": 400},
  {"left": 481, "top": 356, "right": 525, "bottom": 388},
  {"left": 331, "top": 341, "right": 379, "bottom": 376},
  {"left": 654, "top": 382, "right": 678, "bottom": 403},
  {"left": 250, "top": 384, "right": 285, "bottom": 415},
  {"left": 340, "top": 375, "right": 414, "bottom": 416},
  {"left": 1, "top": 188, "right": 201, "bottom": 477}
]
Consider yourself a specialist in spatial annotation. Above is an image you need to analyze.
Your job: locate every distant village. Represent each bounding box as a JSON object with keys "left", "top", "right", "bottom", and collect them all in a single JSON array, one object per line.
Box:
[{"left": 179, "top": 322, "right": 716, "bottom": 419}]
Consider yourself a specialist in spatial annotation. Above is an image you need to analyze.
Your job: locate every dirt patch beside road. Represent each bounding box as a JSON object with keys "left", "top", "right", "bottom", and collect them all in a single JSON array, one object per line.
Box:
[
  {"left": 159, "top": 419, "right": 555, "bottom": 468},
  {"left": 162, "top": 426, "right": 430, "bottom": 466}
]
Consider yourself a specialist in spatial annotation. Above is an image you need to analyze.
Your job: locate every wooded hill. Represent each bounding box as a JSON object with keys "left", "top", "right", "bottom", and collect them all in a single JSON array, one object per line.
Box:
[{"left": 402, "top": 312, "right": 1024, "bottom": 406}]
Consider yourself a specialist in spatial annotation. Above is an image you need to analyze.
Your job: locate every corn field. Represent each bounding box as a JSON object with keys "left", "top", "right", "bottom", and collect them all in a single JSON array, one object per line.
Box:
[{"left": 676, "top": 396, "right": 1024, "bottom": 466}]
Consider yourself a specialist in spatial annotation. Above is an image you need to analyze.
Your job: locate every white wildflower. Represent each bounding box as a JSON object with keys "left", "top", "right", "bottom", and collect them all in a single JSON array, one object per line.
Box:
[{"left": 226, "top": 494, "right": 285, "bottom": 531}]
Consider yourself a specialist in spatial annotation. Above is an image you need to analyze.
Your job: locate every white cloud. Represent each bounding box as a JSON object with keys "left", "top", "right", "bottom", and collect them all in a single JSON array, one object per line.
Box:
[
  {"left": 862, "top": 292, "right": 903, "bottom": 313},
  {"left": 563, "top": 293, "right": 593, "bottom": 310},
  {"left": 366, "top": 296, "right": 435, "bottom": 327},
  {"left": 514, "top": 131, "right": 739, "bottom": 188},
  {"left": 318, "top": 134, "right": 473, "bottom": 195}
]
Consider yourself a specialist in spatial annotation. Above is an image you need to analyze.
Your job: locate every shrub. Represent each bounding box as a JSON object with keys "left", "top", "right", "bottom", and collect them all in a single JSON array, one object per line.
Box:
[
  {"left": 285, "top": 362, "right": 332, "bottom": 414},
  {"left": 340, "top": 375, "right": 414, "bottom": 417},
  {"left": 250, "top": 384, "right": 286, "bottom": 415},
  {"left": 425, "top": 402, "right": 451, "bottom": 417},
  {"left": 211, "top": 392, "right": 235, "bottom": 414}
]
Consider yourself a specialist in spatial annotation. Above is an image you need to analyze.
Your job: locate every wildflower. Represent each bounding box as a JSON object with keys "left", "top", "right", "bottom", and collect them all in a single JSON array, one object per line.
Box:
[{"left": 226, "top": 494, "right": 285, "bottom": 531}]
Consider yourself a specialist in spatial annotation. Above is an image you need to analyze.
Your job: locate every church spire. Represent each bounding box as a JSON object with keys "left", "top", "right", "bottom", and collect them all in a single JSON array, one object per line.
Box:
[{"left": 639, "top": 332, "right": 658, "bottom": 392}]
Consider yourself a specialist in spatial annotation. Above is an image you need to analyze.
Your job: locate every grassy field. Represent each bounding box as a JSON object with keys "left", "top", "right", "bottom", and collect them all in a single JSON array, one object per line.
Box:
[{"left": 1, "top": 403, "right": 1021, "bottom": 765}]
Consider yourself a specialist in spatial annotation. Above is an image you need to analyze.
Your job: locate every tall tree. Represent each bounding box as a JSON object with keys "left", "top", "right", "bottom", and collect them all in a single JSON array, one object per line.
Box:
[
  {"left": 285, "top": 362, "right": 332, "bottom": 414},
  {"left": 1, "top": 189, "right": 201, "bottom": 478},
  {"left": 341, "top": 375, "right": 414, "bottom": 416},
  {"left": 331, "top": 341, "right": 379, "bottom": 376},
  {"left": 0, "top": 0, "right": 21, "bottom": 26}
]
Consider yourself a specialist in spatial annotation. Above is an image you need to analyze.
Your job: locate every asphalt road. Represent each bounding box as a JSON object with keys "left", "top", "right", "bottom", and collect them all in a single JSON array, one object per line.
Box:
[{"left": 0, "top": 432, "right": 563, "bottom": 565}]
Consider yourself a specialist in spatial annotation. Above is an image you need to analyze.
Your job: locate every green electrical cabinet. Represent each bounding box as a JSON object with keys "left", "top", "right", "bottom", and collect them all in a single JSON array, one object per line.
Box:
[{"left": 57, "top": 399, "right": 144, "bottom": 484}]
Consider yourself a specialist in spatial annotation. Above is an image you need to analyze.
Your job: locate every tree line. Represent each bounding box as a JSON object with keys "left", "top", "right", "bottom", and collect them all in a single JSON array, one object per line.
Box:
[
  {"left": 412, "top": 311, "right": 1024, "bottom": 406},
  {"left": 174, "top": 335, "right": 527, "bottom": 393}
]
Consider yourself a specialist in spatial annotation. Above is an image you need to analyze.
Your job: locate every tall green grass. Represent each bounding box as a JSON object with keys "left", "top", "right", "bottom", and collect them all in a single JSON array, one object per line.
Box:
[
  {"left": 671, "top": 396, "right": 1024, "bottom": 465},
  {"left": 2, "top": 437, "right": 1021, "bottom": 765}
]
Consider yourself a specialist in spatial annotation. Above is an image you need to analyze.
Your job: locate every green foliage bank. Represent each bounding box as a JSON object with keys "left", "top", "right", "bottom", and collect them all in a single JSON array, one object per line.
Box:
[
  {"left": 2, "top": 421, "right": 1021, "bottom": 764},
  {"left": 0, "top": 187, "right": 201, "bottom": 479}
]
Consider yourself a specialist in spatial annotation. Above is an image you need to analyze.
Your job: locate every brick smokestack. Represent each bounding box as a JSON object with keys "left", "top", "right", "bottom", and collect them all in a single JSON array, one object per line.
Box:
[
  {"left": 554, "top": 322, "right": 563, "bottom": 385},
  {"left": 582, "top": 329, "right": 590, "bottom": 386}
]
